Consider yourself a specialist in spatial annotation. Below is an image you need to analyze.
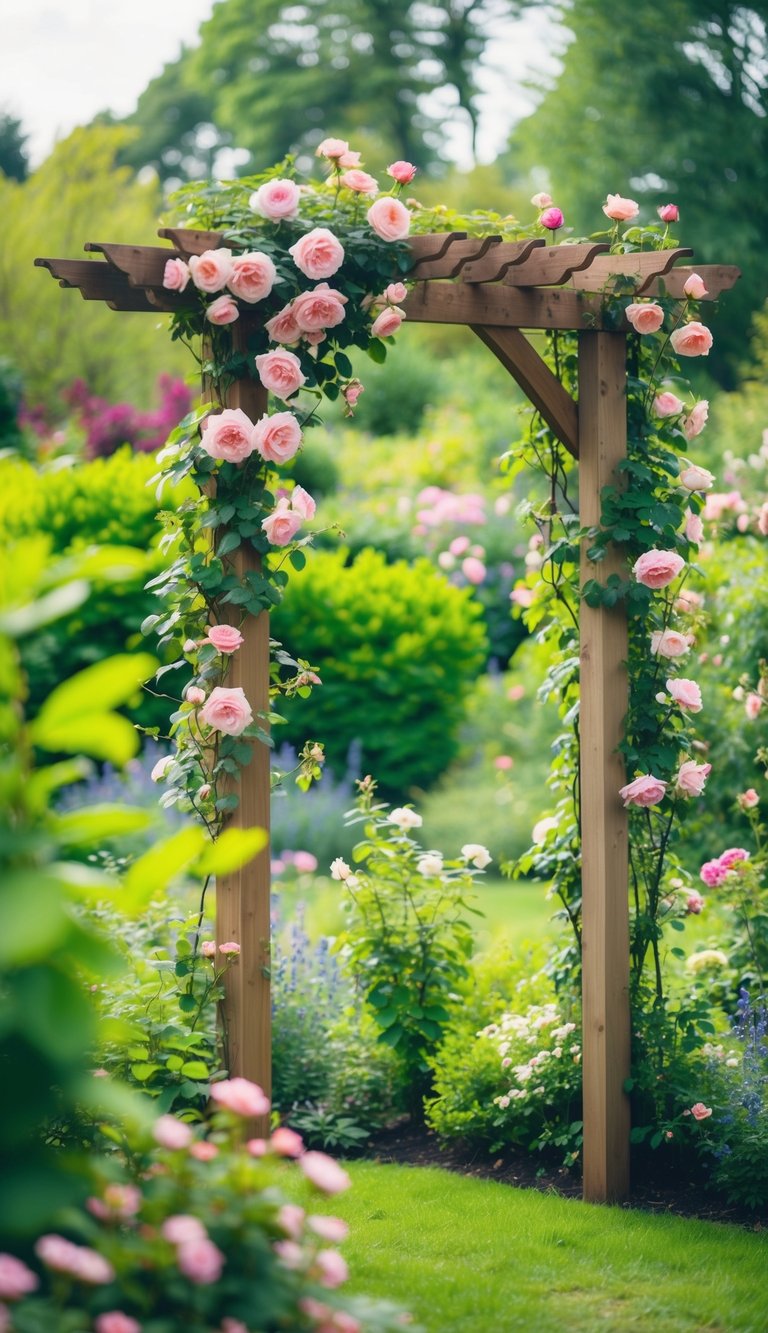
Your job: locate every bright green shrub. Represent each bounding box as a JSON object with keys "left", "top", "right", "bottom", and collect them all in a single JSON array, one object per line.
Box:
[{"left": 272, "top": 548, "right": 487, "bottom": 793}]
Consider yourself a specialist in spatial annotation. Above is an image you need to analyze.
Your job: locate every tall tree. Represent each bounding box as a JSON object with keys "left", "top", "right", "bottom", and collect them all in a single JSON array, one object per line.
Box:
[
  {"left": 512, "top": 0, "right": 768, "bottom": 384},
  {"left": 0, "top": 110, "right": 29, "bottom": 182}
]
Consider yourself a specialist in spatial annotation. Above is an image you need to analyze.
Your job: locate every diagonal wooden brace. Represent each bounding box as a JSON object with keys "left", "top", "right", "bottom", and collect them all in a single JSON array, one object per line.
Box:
[{"left": 472, "top": 325, "right": 579, "bottom": 459}]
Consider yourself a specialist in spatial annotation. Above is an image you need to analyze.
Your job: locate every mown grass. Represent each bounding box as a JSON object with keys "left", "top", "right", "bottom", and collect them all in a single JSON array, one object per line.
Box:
[{"left": 335, "top": 1163, "right": 767, "bottom": 1332}]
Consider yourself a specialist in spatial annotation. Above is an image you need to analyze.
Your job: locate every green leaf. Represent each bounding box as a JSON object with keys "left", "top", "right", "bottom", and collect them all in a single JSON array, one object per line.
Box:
[
  {"left": 0, "top": 872, "right": 69, "bottom": 964},
  {"left": 130, "top": 1062, "right": 161, "bottom": 1082},
  {"left": 121, "top": 827, "right": 207, "bottom": 913},
  {"left": 180, "top": 1060, "right": 210, "bottom": 1081},
  {"left": 52, "top": 804, "right": 152, "bottom": 848},
  {"left": 367, "top": 338, "right": 387, "bottom": 364},
  {"left": 217, "top": 530, "right": 242, "bottom": 557},
  {"left": 31, "top": 654, "right": 158, "bottom": 763},
  {"left": 165, "top": 1055, "right": 184, "bottom": 1071},
  {"left": 195, "top": 826, "right": 268, "bottom": 876},
  {"left": 0, "top": 580, "right": 90, "bottom": 637},
  {"left": 178, "top": 994, "right": 198, "bottom": 1013}
]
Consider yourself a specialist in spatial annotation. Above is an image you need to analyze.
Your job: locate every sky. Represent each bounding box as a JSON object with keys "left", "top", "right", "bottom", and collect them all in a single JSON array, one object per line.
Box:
[{"left": 2, "top": 0, "right": 563, "bottom": 170}]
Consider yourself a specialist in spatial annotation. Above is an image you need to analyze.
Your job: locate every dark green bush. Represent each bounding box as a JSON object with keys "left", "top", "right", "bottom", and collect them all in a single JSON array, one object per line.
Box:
[{"left": 271, "top": 547, "right": 487, "bottom": 793}]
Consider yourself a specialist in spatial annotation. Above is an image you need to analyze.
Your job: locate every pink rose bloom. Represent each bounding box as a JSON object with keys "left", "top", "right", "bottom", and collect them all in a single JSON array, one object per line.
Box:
[
  {"left": 221, "top": 1321, "right": 249, "bottom": 1333},
  {"left": 371, "top": 306, "right": 404, "bottom": 338},
  {"left": 700, "top": 858, "right": 728, "bottom": 888},
  {"left": 290, "top": 485, "right": 316, "bottom": 520},
  {"left": 670, "top": 322, "right": 713, "bottom": 357},
  {"left": 387, "top": 160, "right": 417, "bottom": 184},
  {"left": 676, "top": 760, "right": 712, "bottom": 797},
  {"left": 383, "top": 281, "right": 408, "bottom": 304},
  {"left": 86, "top": 1184, "right": 141, "bottom": 1221},
  {"left": 293, "top": 851, "right": 318, "bottom": 874},
  {"left": 462, "top": 556, "right": 486, "bottom": 584},
  {"left": 666, "top": 678, "right": 702, "bottom": 712},
  {"left": 246, "top": 1138, "right": 267, "bottom": 1157},
  {"left": 625, "top": 302, "right": 665, "bottom": 334},
  {"left": 153, "top": 1116, "right": 194, "bottom": 1150},
  {"left": 315, "top": 1249, "right": 349, "bottom": 1289},
  {"left": 316, "top": 137, "right": 349, "bottom": 160},
  {"left": 758, "top": 503, "right": 768, "bottom": 537},
  {"left": 205, "top": 294, "right": 239, "bottom": 326},
  {"left": 206, "top": 624, "right": 244, "bottom": 654},
  {"left": 228, "top": 252, "right": 277, "bottom": 304},
  {"left": 367, "top": 196, "right": 411, "bottom": 241},
  {"left": 745, "top": 692, "right": 763, "bottom": 720},
  {"left": 657, "top": 203, "right": 679, "bottom": 223},
  {"left": 338, "top": 149, "right": 361, "bottom": 168},
  {"left": 683, "top": 273, "right": 708, "bottom": 299},
  {"left": 177, "top": 1238, "right": 224, "bottom": 1285},
  {"left": 200, "top": 686, "right": 254, "bottom": 736},
  {"left": 308, "top": 1215, "right": 349, "bottom": 1243},
  {"left": 185, "top": 685, "right": 205, "bottom": 705},
  {"left": 218, "top": 941, "right": 241, "bottom": 956},
  {"left": 684, "top": 511, "right": 704, "bottom": 544},
  {"left": 189, "top": 1141, "right": 218, "bottom": 1161},
  {"left": 270, "top": 1126, "right": 305, "bottom": 1157},
  {"left": 188, "top": 248, "right": 234, "bottom": 293},
  {"left": 632, "top": 549, "right": 685, "bottom": 589},
  {"left": 738, "top": 789, "right": 759, "bottom": 810},
  {"left": 0, "top": 1254, "right": 38, "bottom": 1300},
  {"left": 162, "top": 1215, "right": 207, "bottom": 1245},
  {"left": 200, "top": 408, "right": 256, "bottom": 465},
  {"left": 36, "top": 1236, "right": 114, "bottom": 1285},
  {"left": 254, "top": 349, "right": 306, "bottom": 400},
  {"left": 531, "top": 191, "right": 553, "bottom": 208},
  {"left": 277, "top": 1204, "right": 305, "bottom": 1240},
  {"left": 683, "top": 400, "right": 709, "bottom": 439},
  {"left": 720, "top": 847, "right": 749, "bottom": 869},
  {"left": 210, "top": 1076, "right": 270, "bottom": 1118},
  {"left": 198, "top": 783, "right": 212, "bottom": 799},
  {"left": 540, "top": 206, "right": 564, "bottom": 230},
  {"left": 201, "top": 940, "right": 216, "bottom": 958},
  {"left": 292, "top": 284, "right": 348, "bottom": 332},
  {"left": 679, "top": 464, "right": 714, "bottom": 492},
  {"left": 95, "top": 1314, "right": 141, "bottom": 1333},
  {"left": 651, "top": 630, "right": 694, "bottom": 658},
  {"left": 274, "top": 1240, "right": 304, "bottom": 1270},
  {"left": 494, "top": 755, "right": 513, "bottom": 771},
  {"left": 618, "top": 774, "right": 668, "bottom": 808},
  {"left": 343, "top": 380, "right": 364, "bottom": 409},
  {"left": 340, "top": 169, "right": 379, "bottom": 195},
  {"left": 703, "top": 490, "right": 744, "bottom": 521},
  {"left": 603, "top": 193, "right": 639, "bottom": 221},
  {"left": 300, "top": 1151, "right": 351, "bottom": 1195},
  {"left": 252, "top": 411, "right": 303, "bottom": 463},
  {"left": 289, "top": 228, "right": 345, "bottom": 280},
  {"left": 249, "top": 178, "right": 301, "bottom": 221},
  {"left": 690, "top": 1102, "right": 712, "bottom": 1121},
  {"left": 265, "top": 303, "right": 302, "bottom": 345},
  {"left": 262, "top": 503, "right": 304, "bottom": 547},
  {"left": 163, "top": 257, "right": 190, "bottom": 292},
  {"left": 686, "top": 890, "right": 705, "bottom": 914},
  {"left": 653, "top": 391, "right": 684, "bottom": 417}
]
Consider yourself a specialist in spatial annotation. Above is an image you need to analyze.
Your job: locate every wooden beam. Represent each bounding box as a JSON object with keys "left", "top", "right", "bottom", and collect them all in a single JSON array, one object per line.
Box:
[
  {"left": 408, "top": 235, "right": 501, "bottom": 280},
  {"left": 473, "top": 325, "right": 579, "bottom": 459},
  {"left": 402, "top": 281, "right": 605, "bottom": 331},
  {"left": 157, "top": 227, "right": 227, "bottom": 255},
  {"left": 460, "top": 239, "right": 545, "bottom": 283},
  {"left": 406, "top": 232, "right": 467, "bottom": 265},
  {"left": 578, "top": 331, "right": 631, "bottom": 1204},
  {"left": 569, "top": 248, "right": 693, "bottom": 293},
  {"left": 641, "top": 264, "right": 741, "bottom": 300},
  {"left": 501, "top": 244, "right": 611, "bottom": 288},
  {"left": 85, "top": 242, "right": 174, "bottom": 288}
]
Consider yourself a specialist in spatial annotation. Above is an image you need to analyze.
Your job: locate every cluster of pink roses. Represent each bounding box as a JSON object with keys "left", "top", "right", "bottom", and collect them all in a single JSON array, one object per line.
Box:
[
  {"left": 699, "top": 846, "right": 750, "bottom": 888},
  {"left": 619, "top": 759, "right": 712, "bottom": 809},
  {"left": 531, "top": 191, "right": 564, "bottom": 232}
]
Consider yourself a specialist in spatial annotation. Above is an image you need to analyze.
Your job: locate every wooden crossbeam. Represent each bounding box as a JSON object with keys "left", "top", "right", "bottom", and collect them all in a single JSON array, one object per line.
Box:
[
  {"left": 460, "top": 239, "right": 545, "bottom": 283},
  {"left": 408, "top": 235, "right": 501, "bottom": 280},
  {"left": 406, "top": 232, "right": 467, "bottom": 265},
  {"left": 473, "top": 325, "right": 578, "bottom": 459},
  {"left": 641, "top": 264, "right": 741, "bottom": 299},
  {"left": 402, "top": 281, "right": 605, "bottom": 330},
  {"left": 157, "top": 227, "right": 227, "bottom": 255},
  {"left": 85, "top": 242, "right": 175, "bottom": 289},
  {"left": 569, "top": 248, "right": 693, "bottom": 293},
  {"left": 500, "top": 243, "right": 611, "bottom": 288},
  {"left": 34, "top": 257, "right": 165, "bottom": 312}
]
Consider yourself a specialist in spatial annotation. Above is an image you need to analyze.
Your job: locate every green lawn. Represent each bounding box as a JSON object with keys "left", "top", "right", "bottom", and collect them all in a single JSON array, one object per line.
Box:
[{"left": 334, "top": 1163, "right": 767, "bottom": 1332}]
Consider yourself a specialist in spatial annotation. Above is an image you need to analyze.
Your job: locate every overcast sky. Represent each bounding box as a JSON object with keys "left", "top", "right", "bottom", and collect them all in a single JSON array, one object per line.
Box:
[{"left": 2, "top": 0, "right": 562, "bottom": 170}]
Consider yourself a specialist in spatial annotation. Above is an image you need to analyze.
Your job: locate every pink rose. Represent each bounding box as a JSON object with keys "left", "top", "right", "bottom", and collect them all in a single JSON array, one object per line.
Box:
[
  {"left": 745, "top": 691, "right": 763, "bottom": 720},
  {"left": 218, "top": 941, "right": 241, "bottom": 957},
  {"left": 200, "top": 686, "right": 253, "bottom": 736},
  {"left": 292, "top": 284, "right": 348, "bottom": 332},
  {"left": 36, "top": 1236, "right": 114, "bottom": 1284},
  {"left": 265, "top": 303, "right": 302, "bottom": 345},
  {"left": 683, "top": 273, "right": 708, "bottom": 299},
  {"left": 290, "top": 485, "right": 316, "bottom": 520},
  {"left": 315, "top": 1249, "right": 349, "bottom": 1289},
  {"left": 252, "top": 411, "right": 303, "bottom": 463},
  {"left": 618, "top": 774, "right": 668, "bottom": 808},
  {"left": 367, "top": 196, "right": 411, "bottom": 241},
  {"left": 206, "top": 624, "right": 244, "bottom": 654},
  {"left": 342, "top": 380, "right": 364, "bottom": 411},
  {"left": 307, "top": 1215, "right": 349, "bottom": 1242},
  {"left": 273, "top": 1240, "right": 303, "bottom": 1270},
  {"left": 676, "top": 760, "right": 711, "bottom": 797},
  {"left": 657, "top": 203, "right": 679, "bottom": 223},
  {"left": 690, "top": 1102, "right": 712, "bottom": 1121},
  {"left": 603, "top": 193, "right": 639, "bottom": 221},
  {"left": 289, "top": 228, "right": 345, "bottom": 280},
  {"left": 340, "top": 169, "right": 379, "bottom": 195},
  {"left": 300, "top": 1151, "right": 351, "bottom": 1194},
  {"left": 653, "top": 392, "right": 684, "bottom": 417},
  {"left": 0, "top": 1254, "right": 38, "bottom": 1300},
  {"left": 720, "top": 847, "right": 749, "bottom": 869},
  {"left": 162, "top": 1215, "right": 207, "bottom": 1245},
  {"left": 227, "top": 251, "right": 277, "bottom": 303},
  {"left": 316, "top": 137, "right": 350, "bottom": 160},
  {"left": 254, "top": 349, "right": 306, "bottom": 400},
  {"left": 262, "top": 502, "right": 304, "bottom": 546},
  {"left": 666, "top": 678, "right": 702, "bottom": 712},
  {"left": 177, "top": 1238, "right": 224, "bottom": 1285},
  {"left": 246, "top": 1138, "right": 266, "bottom": 1157},
  {"left": 684, "top": 511, "right": 704, "bottom": 544},
  {"left": 683, "top": 400, "right": 709, "bottom": 439},
  {"left": 249, "top": 178, "right": 301, "bottom": 221},
  {"left": 270, "top": 1126, "right": 305, "bottom": 1157},
  {"left": 200, "top": 409, "right": 256, "bottom": 465},
  {"left": 211, "top": 1076, "right": 270, "bottom": 1117},
  {"left": 670, "top": 322, "right": 713, "bottom": 357},
  {"left": 531, "top": 192, "right": 553, "bottom": 208},
  {"left": 738, "top": 789, "right": 759, "bottom": 809},
  {"left": 198, "top": 783, "right": 212, "bottom": 799},
  {"left": 338, "top": 149, "right": 361, "bottom": 168},
  {"left": 222, "top": 1321, "right": 249, "bottom": 1333},
  {"left": 201, "top": 940, "right": 216, "bottom": 958},
  {"left": 189, "top": 1141, "right": 218, "bottom": 1161},
  {"left": 686, "top": 891, "right": 705, "bottom": 914},
  {"left": 277, "top": 1204, "right": 305, "bottom": 1240},
  {"left": 700, "top": 858, "right": 728, "bottom": 888},
  {"left": 185, "top": 685, "right": 205, "bottom": 705},
  {"left": 163, "top": 257, "right": 190, "bottom": 292},
  {"left": 387, "top": 160, "right": 417, "bottom": 184},
  {"left": 462, "top": 556, "right": 486, "bottom": 584},
  {"left": 625, "top": 302, "right": 664, "bottom": 334},
  {"left": 679, "top": 463, "right": 715, "bottom": 491},
  {"left": 95, "top": 1314, "right": 140, "bottom": 1333},
  {"left": 540, "top": 207, "right": 564, "bottom": 230},
  {"left": 383, "top": 281, "right": 407, "bottom": 304},
  {"left": 651, "top": 630, "right": 694, "bottom": 658},
  {"left": 153, "top": 1116, "right": 194, "bottom": 1150},
  {"left": 188, "top": 248, "right": 234, "bottom": 293},
  {"left": 205, "top": 294, "right": 239, "bottom": 325},
  {"left": 758, "top": 503, "right": 768, "bottom": 537},
  {"left": 632, "top": 549, "right": 685, "bottom": 588},
  {"left": 86, "top": 1184, "right": 141, "bottom": 1220},
  {"left": 371, "top": 306, "right": 404, "bottom": 338}
]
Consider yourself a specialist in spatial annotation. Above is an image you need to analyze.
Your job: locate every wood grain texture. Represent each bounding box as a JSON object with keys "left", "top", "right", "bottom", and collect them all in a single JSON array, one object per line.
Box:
[
  {"left": 157, "top": 227, "right": 227, "bottom": 255},
  {"left": 460, "top": 238, "right": 545, "bottom": 283},
  {"left": 578, "top": 331, "right": 631, "bottom": 1204},
  {"left": 501, "top": 243, "right": 610, "bottom": 288},
  {"left": 402, "top": 281, "right": 605, "bottom": 330},
  {"left": 473, "top": 325, "right": 578, "bottom": 459},
  {"left": 408, "top": 235, "right": 501, "bottom": 279},
  {"left": 569, "top": 248, "right": 693, "bottom": 293},
  {"left": 640, "top": 264, "right": 741, "bottom": 299}
]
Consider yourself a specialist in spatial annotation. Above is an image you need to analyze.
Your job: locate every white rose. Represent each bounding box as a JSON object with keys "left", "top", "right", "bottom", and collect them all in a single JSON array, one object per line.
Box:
[
  {"left": 461, "top": 843, "right": 492, "bottom": 869},
  {"left": 388, "top": 807, "right": 423, "bottom": 831},
  {"left": 417, "top": 853, "right": 444, "bottom": 876}
]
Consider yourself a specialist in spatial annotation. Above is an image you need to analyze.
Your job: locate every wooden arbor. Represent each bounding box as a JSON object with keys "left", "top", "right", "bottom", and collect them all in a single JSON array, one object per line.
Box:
[{"left": 36, "top": 231, "right": 739, "bottom": 1203}]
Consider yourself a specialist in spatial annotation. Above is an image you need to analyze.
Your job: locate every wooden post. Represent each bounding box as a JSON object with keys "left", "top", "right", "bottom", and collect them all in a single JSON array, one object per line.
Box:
[
  {"left": 216, "top": 362, "right": 272, "bottom": 1129},
  {"left": 578, "top": 331, "right": 631, "bottom": 1203}
]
